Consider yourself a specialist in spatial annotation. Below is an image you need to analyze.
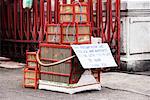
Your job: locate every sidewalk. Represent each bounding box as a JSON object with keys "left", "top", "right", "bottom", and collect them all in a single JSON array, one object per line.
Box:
[
  {"left": 0, "top": 57, "right": 150, "bottom": 99},
  {"left": 0, "top": 57, "right": 25, "bottom": 69},
  {"left": 101, "top": 72, "right": 150, "bottom": 96}
]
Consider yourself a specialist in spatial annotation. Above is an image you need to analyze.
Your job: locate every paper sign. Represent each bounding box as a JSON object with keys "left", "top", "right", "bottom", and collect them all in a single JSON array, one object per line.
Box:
[{"left": 71, "top": 44, "right": 117, "bottom": 69}]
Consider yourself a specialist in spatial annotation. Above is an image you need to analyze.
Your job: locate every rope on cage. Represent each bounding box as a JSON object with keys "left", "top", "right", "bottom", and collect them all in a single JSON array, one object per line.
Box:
[
  {"left": 72, "top": 1, "right": 83, "bottom": 23},
  {"left": 65, "top": 22, "right": 76, "bottom": 43},
  {"left": 66, "top": 23, "right": 71, "bottom": 42},
  {"left": 36, "top": 50, "right": 76, "bottom": 67}
]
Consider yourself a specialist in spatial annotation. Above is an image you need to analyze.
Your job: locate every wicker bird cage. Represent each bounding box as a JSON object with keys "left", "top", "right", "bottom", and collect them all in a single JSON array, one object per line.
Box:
[
  {"left": 46, "top": 24, "right": 61, "bottom": 44},
  {"left": 24, "top": 51, "right": 39, "bottom": 89},
  {"left": 61, "top": 23, "right": 91, "bottom": 44},
  {"left": 59, "top": 3, "right": 89, "bottom": 23},
  {"left": 39, "top": 43, "right": 84, "bottom": 84}
]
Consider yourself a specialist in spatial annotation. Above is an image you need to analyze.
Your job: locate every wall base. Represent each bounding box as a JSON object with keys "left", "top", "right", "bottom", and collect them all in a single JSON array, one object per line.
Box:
[{"left": 121, "top": 60, "right": 150, "bottom": 72}]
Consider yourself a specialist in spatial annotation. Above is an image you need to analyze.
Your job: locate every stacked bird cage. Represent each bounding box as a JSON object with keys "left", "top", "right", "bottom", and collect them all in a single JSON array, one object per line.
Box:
[
  {"left": 23, "top": 51, "right": 39, "bottom": 89},
  {"left": 46, "top": 24, "right": 61, "bottom": 44},
  {"left": 59, "top": 2, "right": 89, "bottom": 23},
  {"left": 61, "top": 23, "right": 91, "bottom": 44},
  {"left": 38, "top": 1, "right": 91, "bottom": 84},
  {"left": 59, "top": 4, "right": 74, "bottom": 23},
  {"left": 39, "top": 43, "right": 84, "bottom": 84}
]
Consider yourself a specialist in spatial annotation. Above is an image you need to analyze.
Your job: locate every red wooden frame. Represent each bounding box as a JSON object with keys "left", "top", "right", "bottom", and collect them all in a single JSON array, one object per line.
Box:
[
  {"left": 23, "top": 51, "right": 39, "bottom": 89},
  {"left": 39, "top": 43, "right": 84, "bottom": 84},
  {"left": 61, "top": 23, "right": 91, "bottom": 44},
  {"left": 58, "top": 2, "right": 89, "bottom": 24},
  {"left": 46, "top": 24, "right": 61, "bottom": 44},
  {"left": 24, "top": 68, "right": 39, "bottom": 89}
]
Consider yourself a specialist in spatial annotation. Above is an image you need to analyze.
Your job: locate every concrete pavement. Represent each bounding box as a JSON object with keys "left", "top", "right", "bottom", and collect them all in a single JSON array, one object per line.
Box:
[
  {"left": 101, "top": 72, "right": 150, "bottom": 97},
  {"left": 0, "top": 58, "right": 150, "bottom": 100},
  {"left": 0, "top": 67, "right": 149, "bottom": 100},
  {"left": 0, "top": 57, "right": 25, "bottom": 69}
]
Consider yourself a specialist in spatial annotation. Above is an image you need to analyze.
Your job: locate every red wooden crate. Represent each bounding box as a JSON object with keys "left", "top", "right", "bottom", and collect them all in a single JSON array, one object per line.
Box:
[
  {"left": 24, "top": 51, "right": 39, "bottom": 89},
  {"left": 23, "top": 68, "right": 39, "bottom": 89},
  {"left": 59, "top": 4, "right": 74, "bottom": 23},
  {"left": 26, "top": 51, "right": 38, "bottom": 69},
  {"left": 61, "top": 23, "right": 77, "bottom": 44},
  {"left": 74, "top": 3, "right": 89, "bottom": 23},
  {"left": 61, "top": 23, "right": 91, "bottom": 44},
  {"left": 46, "top": 24, "right": 61, "bottom": 44},
  {"left": 76, "top": 23, "right": 91, "bottom": 44},
  {"left": 39, "top": 43, "right": 84, "bottom": 84},
  {"left": 58, "top": 2, "right": 89, "bottom": 23}
]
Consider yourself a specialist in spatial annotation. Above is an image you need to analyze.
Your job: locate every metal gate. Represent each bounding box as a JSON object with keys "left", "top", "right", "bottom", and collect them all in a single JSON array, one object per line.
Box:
[{"left": 0, "top": 0, "right": 120, "bottom": 65}]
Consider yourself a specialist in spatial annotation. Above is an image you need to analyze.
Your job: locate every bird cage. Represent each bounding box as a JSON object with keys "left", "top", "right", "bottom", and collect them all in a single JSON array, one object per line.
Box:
[
  {"left": 38, "top": 43, "right": 84, "bottom": 84},
  {"left": 24, "top": 51, "right": 39, "bottom": 89},
  {"left": 59, "top": 4, "right": 74, "bottom": 23},
  {"left": 46, "top": 24, "right": 61, "bottom": 44},
  {"left": 61, "top": 23, "right": 91, "bottom": 44},
  {"left": 59, "top": 2, "right": 89, "bottom": 23}
]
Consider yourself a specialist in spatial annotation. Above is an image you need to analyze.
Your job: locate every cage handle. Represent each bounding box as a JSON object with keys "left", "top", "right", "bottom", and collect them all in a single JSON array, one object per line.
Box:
[
  {"left": 36, "top": 50, "right": 76, "bottom": 67},
  {"left": 66, "top": 23, "right": 76, "bottom": 43},
  {"left": 72, "top": 1, "right": 83, "bottom": 23}
]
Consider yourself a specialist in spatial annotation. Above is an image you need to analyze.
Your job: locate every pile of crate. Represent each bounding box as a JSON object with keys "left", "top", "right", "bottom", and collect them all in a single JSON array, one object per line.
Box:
[
  {"left": 23, "top": 51, "right": 39, "bottom": 89},
  {"left": 23, "top": 1, "right": 92, "bottom": 88},
  {"left": 47, "top": 2, "right": 91, "bottom": 44}
]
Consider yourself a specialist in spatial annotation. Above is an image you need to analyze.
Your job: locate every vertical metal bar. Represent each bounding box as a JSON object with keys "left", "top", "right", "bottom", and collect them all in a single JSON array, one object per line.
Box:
[
  {"left": 99, "top": 0, "right": 103, "bottom": 39},
  {"left": 54, "top": 0, "right": 58, "bottom": 23},
  {"left": 10, "top": 3, "right": 13, "bottom": 38},
  {"left": 47, "top": 0, "right": 52, "bottom": 24},
  {"left": 110, "top": 0, "right": 113, "bottom": 43},
  {"left": 27, "top": 10, "right": 31, "bottom": 50},
  {"left": 2, "top": 0, "right": 9, "bottom": 38},
  {"left": 88, "top": 0, "right": 94, "bottom": 36},
  {"left": 98, "top": 70, "right": 101, "bottom": 82},
  {"left": 20, "top": 0, "right": 24, "bottom": 56},
  {"left": 4, "top": 1, "right": 8, "bottom": 38},
  {"left": 0, "top": 1, "right": 2, "bottom": 38},
  {"left": 7, "top": 0, "right": 11, "bottom": 38},
  {"left": 6, "top": 1, "right": 12, "bottom": 57},
  {"left": 63, "top": 0, "right": 67, "bottom": 4},
  {"left": 96, "top": 0, "right": 100, "bottom": 37},
  {"left": 27, "top": 11, "right": 30, "bottom": 40},
  {"left": 33, "top": 0, "right": 38, "bottom": 41},
  {"left": 39, "top": 0, "right": 44, "bottom": 41},
  {"left": 106, "top": 0, "right": 109, "bottom": 42},
  {"left": 9, "top": 1, "right": 13, "bottom": 39},
  {"left": 24, "top": 14, "right": 27, "bottom": 39},
  {"left": 116, "top": 0, "right": 120, "bottom": 65},
  {"left": 6, "top": 0, "right": 9, "bottom": 37},
  {"left": 103, "top": 1, "right": 107, "bottom": 42},
  {"left": 14, "top": 0, "right": 18, "bottom": 39},
  {"left": 107, "top": 0, "right": 111, "bottom": 44},
  {"left": 20, "top": 0, "right": 23, "bottom": 40},
  {"left": 0, "top": 0, "right": 3, "bottom": 38},
  {"left": 13, "top": 0, "right": 18, "bottom": 58}
]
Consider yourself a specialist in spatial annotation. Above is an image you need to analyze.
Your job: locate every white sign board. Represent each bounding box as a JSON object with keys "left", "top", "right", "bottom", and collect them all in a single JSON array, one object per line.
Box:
[{"left": 71, "top": 44, "right": 117, "bottom": 69}]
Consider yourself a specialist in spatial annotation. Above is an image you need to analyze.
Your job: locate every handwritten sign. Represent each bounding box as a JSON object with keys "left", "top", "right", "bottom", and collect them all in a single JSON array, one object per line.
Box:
[{"left": 71, "top": 44, "right": 117, "bottom": 69}]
